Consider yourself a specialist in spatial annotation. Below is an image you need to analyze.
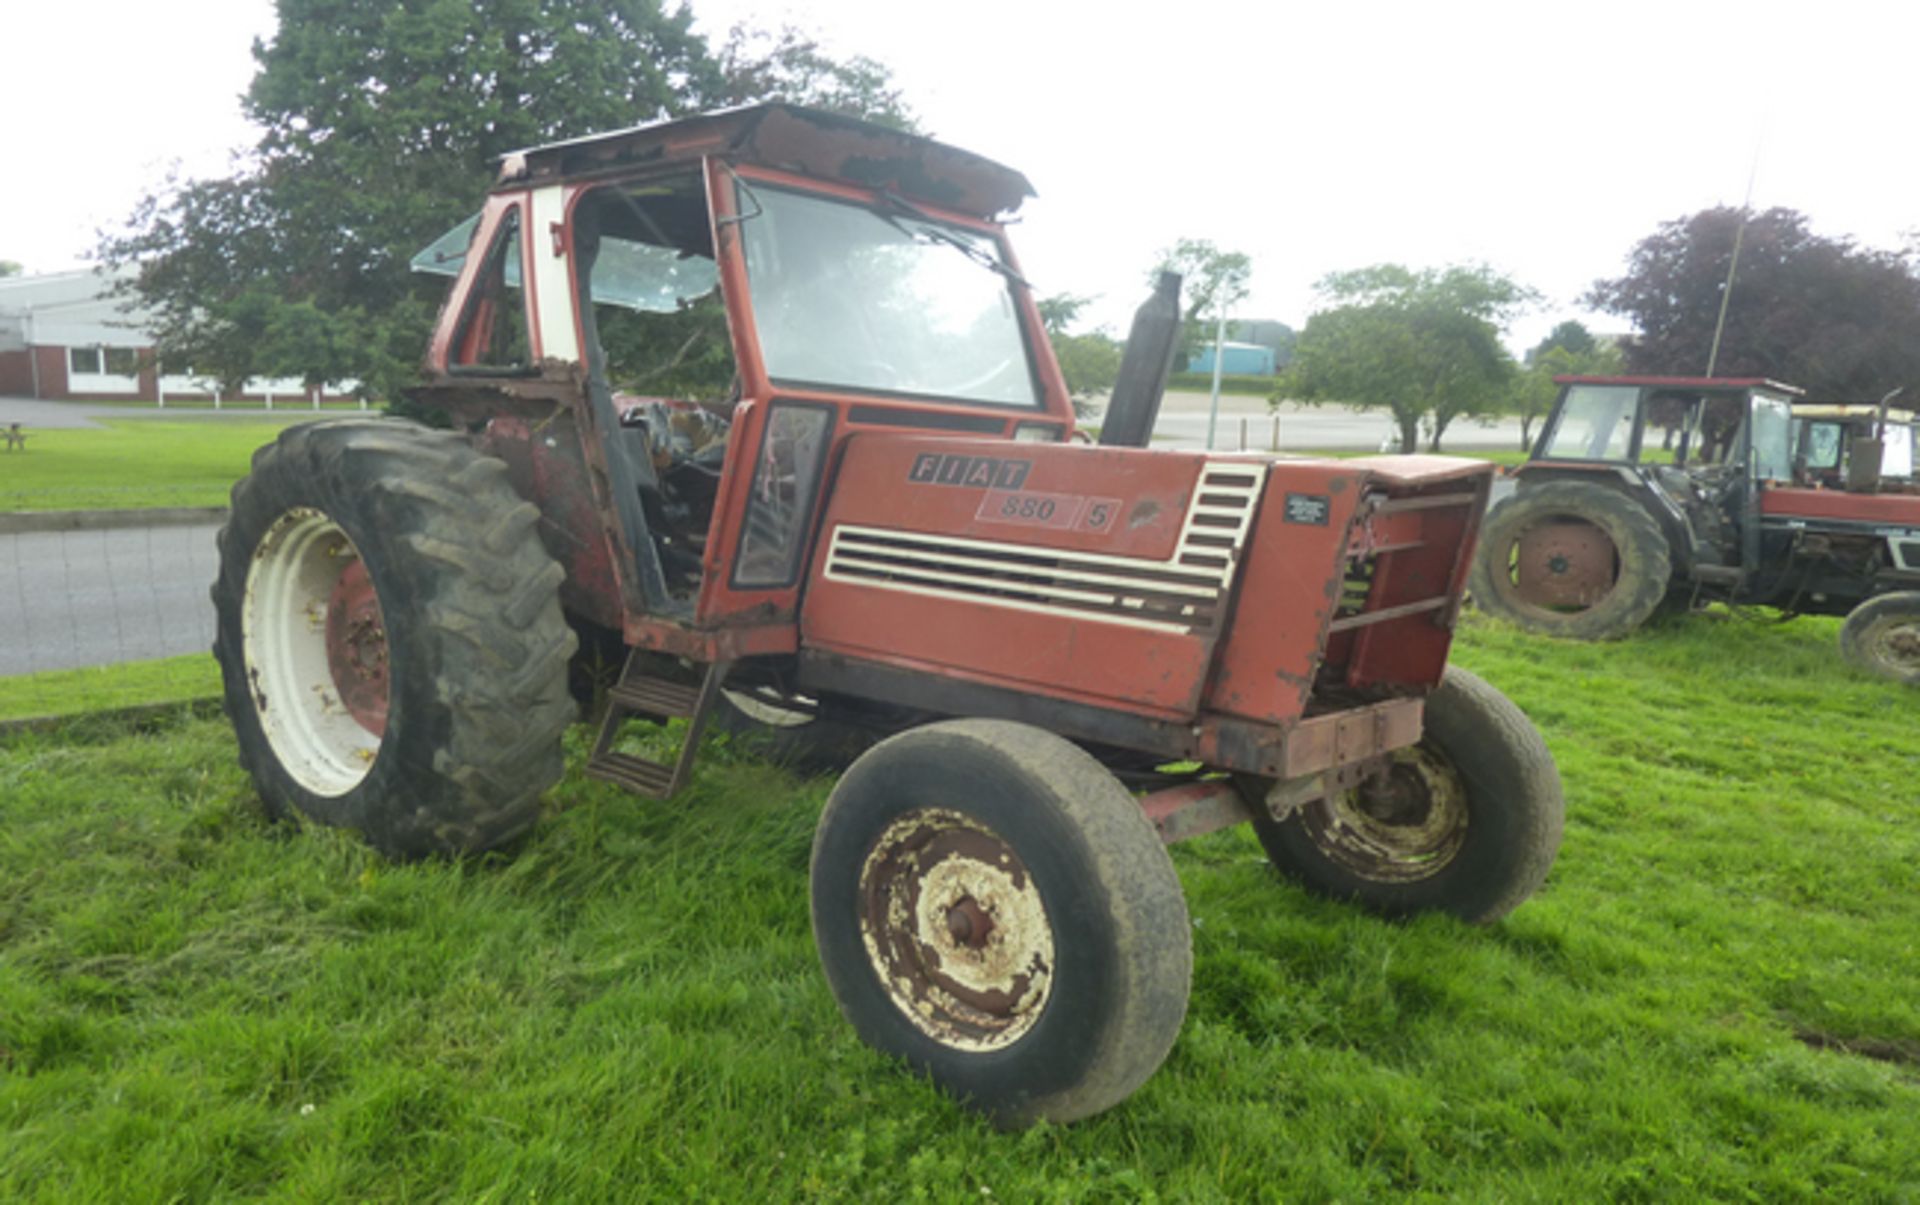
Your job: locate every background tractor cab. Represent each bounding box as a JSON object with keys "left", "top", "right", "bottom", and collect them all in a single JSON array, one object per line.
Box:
[
  {"left": 1791, "top": 399, "right": 1918, "bottom": 491},
  {"left": 1473, "top": 374, "right": 1920, "bottom": 682}
]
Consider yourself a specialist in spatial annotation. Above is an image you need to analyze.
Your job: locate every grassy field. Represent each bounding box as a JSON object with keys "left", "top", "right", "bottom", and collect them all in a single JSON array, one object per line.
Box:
[
  {"left": 2, "top": 613, "right": 1916, "bottom": 1199},
  {"left": 0, "top": 420, "right": 305, "bottom": 511},
  {"left": 0, "top": 654, "right": 220, "bottom": 726}
]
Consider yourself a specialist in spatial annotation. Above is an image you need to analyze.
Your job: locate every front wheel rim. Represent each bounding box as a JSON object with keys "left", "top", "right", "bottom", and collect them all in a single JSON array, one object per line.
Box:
[
  {"left": 242, "top": 507, "right": 388, "bottom": 797},
  {"left": 1860, "top": 614, "right": 1920, "bottom": 675},
  {"left": 1302, "top": 747, "right": 1470, "bottom": 882},
  {"left": 858, "top": 808, "right": 1055, "bottom": 1052}
]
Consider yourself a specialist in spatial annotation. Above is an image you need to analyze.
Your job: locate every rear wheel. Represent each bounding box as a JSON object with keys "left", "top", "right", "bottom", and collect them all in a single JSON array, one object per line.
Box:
[
  {"left": 212, "top": 419, "right": 577, "bottom": 858},
  {"left": 1246, "top": 667, "right": 1563, "bottom": 924},
  {"left": 1838, "top": 592, "right": 1920, "bottom": 686},
  {"left": 1471, "top": 480, "right": 1672, "bottom": 640},
  {"left": 810, "top": 720, "right": 1191, "bottom": 1126}
]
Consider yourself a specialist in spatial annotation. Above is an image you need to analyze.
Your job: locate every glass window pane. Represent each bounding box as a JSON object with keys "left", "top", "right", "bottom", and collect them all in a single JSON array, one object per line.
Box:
[
  {"left": 1750, "top": 397, "right": 1794, "bottom": 482},
  {"left": 733, "top": 403, "right": 833, "bottom": 588},
  {"left": 103, "top": 347, "right": 139, "bottom": 376},
  {"left": 1543, "top": 385, "right": 1637, "bottom": 460},
  {"left": 1885, "top": 426, "right": 1915, "bottom": 478},
  {"left": 739, "top": 185, "right": 1037, "bottom": 407},
  {"left": 69, "top": 347, "right": 102, "bottom": 375}
]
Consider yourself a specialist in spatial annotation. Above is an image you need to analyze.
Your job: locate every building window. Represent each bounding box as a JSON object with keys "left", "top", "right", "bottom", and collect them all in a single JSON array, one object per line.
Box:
[
  {"left": 103, "top": 347, "right": 139, "bottom": 375},
  {"left": 69, "top": 347, "right": 102, "bottom": 375}
]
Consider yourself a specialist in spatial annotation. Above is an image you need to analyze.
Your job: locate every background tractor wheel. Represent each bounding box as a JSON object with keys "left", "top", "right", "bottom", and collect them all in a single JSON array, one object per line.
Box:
[
  {"left": 810, "top": 719, "right": 1191, "bottom": 1126},
  {"left": 1471, "top": 480, "right": 1672, "bottom": 640},
  {"left": 211, "top": 419, "right": 576, "bottom": 858},
  {"left": 1246, "top": 667, "right": 1563, "bottom": 924},
  {"left": 1838, "top": 592, "right": 1920, "bottom": 686}
]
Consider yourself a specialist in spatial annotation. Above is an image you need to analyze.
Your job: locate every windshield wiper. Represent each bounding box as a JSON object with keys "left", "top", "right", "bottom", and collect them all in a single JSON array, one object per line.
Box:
[{"left": 876, "top": 190, "right": 1030, "bottom": 289}]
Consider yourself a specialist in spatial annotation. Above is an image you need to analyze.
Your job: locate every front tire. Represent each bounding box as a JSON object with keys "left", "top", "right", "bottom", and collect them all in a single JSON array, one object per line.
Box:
[
  {"left": 810, "top": 720, "right": 1191, "bottom": 1126},
  {"left": 1471, "top": 480, "right": 1672, "bottom": 640},
  {"left": 212, "top": 419, "right": 577, "bottom": 858},
  {"left": 1839, "top": 592, "right": 1920, "bottom": 686},
  {"left": 1247, "top": 667, "right": 1563, "bottom": 924}
]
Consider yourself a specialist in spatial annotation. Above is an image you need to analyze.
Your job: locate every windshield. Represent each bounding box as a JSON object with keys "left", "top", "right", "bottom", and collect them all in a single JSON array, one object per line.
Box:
[
  {"left": 1542, "top": 384, "right": 1638, "bottom": 460},
  {"left": 737, "top": 184, "right": 1038, "bottom": 407}
]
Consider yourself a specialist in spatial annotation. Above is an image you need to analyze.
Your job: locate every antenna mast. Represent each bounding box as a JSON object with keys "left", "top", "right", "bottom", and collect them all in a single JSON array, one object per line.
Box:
[{"left": 1705, "top": 142, "right": 1763, "bottom": 377}]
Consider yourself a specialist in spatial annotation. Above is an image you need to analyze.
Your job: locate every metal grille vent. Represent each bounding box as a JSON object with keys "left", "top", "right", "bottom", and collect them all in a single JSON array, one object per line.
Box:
[{"left": 824, "top": 462, "right": 1268, "bottom": 634}]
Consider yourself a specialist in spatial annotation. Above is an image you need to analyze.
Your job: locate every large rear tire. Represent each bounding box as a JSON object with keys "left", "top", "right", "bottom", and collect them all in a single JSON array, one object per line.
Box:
[
  {"left": 1247, "top": 667, "right": 1563, "bottom": 924},
  {"left": 211, "top": 419, "right": 577, "bottom": 858},
  {"left": 1838, "top": 592, "right": 1920, "bottom": 686},
  {"left": 810, "top": 720, "right": 1191, "bottom": 1126},
  {"left": 1471, "top": 480, "right": 1672, "bottom": 640}
]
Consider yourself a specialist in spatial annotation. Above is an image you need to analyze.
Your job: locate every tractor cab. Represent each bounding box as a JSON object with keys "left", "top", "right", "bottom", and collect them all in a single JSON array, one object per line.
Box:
[
  {"left": 408, "top": 105, "right": 1072, "bottom": 651},
  {"left": 1791, "top": 401, "right": 1918, "bottom": 491}
]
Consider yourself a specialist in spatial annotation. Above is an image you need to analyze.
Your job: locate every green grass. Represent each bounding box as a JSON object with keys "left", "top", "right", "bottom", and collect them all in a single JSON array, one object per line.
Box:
[
  {"left": 0, "top": 420, "right": 307, "bottom": 511},
  {"left": 2, "top": 614, "right": 1917, "bottom": 1198},
  {"left": 0, "top": 654, "right": 221, "bottom": 725}
]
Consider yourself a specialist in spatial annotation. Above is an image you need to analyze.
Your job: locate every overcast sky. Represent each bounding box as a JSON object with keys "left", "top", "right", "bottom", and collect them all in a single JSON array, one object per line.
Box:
[{"left": 5, "top": 0, "right": 1914, "bottom": 354}]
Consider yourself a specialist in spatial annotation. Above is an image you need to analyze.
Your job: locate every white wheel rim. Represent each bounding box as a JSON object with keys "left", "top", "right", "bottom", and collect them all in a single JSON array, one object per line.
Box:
[
  {"left": 242, "top": 507, "right": 383, "bottom": 796},
  {"left": 858, "top": 808, "right": 1054, "bottom": 1052}
]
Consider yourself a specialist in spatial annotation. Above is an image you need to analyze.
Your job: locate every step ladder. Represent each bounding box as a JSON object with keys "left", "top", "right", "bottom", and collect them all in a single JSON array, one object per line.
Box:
[{"left": 584, "top": 653, "right": 732, "bottom": 797}]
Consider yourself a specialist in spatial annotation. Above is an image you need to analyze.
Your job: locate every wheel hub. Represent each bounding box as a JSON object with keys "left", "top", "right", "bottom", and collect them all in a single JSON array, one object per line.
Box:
[
  {"left": 324, "top": 558, "right": 389, "bottom": 736},
  {"left": 858, "top": 808, "right": 1053, "bottom": 1052},
  {"left": 1515, "top": 520, "right": 1618, "bottom": 609}
]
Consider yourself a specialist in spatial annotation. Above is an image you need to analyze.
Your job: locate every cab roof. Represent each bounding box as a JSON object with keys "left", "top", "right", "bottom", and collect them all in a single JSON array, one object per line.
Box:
[
  {"left": 1551, "top": 373, "right": 1805, "bottom": 396},
  {"left": 495, "top": 102, "right": 1036, "bottom": 221}
]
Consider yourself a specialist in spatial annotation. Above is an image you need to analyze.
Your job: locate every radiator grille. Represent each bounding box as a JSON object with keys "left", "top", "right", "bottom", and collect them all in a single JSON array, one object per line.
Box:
[{"left": 824, "top": 464, "right": 1267, "bottom": 634}]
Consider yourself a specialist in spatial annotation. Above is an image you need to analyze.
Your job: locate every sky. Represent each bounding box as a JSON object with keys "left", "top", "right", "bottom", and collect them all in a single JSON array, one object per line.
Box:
[{"left": 4, "top": 0, "right": 1916, "bottom": 355}]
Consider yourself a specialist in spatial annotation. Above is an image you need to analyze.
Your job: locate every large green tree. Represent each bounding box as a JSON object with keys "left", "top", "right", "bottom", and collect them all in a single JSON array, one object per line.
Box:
[
  {"left": 1149, "top": 238, "right": 1252, "bottom": 361},
  {"left": 1035, "top": 292, "right": 1120, "bottom": 412},
  {"left": 101, "top": 1, "right": 912, "bottom": 399},
  {"left": 1586, "top": 206, "right": 1920, "bottom": 400},
  {"left": 1284, "top": 264, "right": 1533, "bottom": 453}
]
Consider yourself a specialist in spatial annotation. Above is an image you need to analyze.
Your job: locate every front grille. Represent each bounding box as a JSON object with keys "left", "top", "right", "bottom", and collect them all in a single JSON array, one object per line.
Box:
[{"left": 823, "top": 462, "right": 1268, "bottom": 635}]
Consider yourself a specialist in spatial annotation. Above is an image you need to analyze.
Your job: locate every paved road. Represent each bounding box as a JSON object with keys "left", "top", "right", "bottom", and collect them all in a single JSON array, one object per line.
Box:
[
  {"left": 1132, "top": 392, "right": 1528, "bottom": 453},
  {"left": 1, "top": 522, "right": 221, "bottom": 675}
]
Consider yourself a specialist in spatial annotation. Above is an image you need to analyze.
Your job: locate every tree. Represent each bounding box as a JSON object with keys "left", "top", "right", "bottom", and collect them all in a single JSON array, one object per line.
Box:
[
  {"left": 711, "top": 24, "right": 913, "bottom": 129},
  {"left": 1149, "top": 239, "right": 1251, "bottom": 360},
  {"left": 1284, "top": 264, "right": 1533, "bottom": 453},
  {"left": 1035, "top": 292, "right": 1119, "bottom": 409},
  {"left": 1508, "top": 325, "right": 1623, "bottom": 451},
  {"left": 101, "top": 1, "right": 911, "bottom": 400},
  {"left": 1586, "top": 206, "right": 1920, "bottom": 400},
  {"left": 0, "top": 261, "right": 21, "bottom": 278}
]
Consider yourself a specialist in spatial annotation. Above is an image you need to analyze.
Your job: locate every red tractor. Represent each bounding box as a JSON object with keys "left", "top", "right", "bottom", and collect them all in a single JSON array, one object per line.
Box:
[
  {"left": 211, "top": 104, "right": 1563, "bottom": 1124},
  {"left": 1471, "top": 375, "right": 1920, "bottom": 683}
]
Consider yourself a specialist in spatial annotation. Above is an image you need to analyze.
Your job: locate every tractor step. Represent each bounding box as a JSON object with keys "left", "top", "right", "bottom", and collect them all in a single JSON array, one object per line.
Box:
[{"left": 585, "top": 653, "right": 732, "bottom": 798}]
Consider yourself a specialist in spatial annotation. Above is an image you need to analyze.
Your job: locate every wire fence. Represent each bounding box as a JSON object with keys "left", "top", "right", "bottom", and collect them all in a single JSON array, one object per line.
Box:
[{"left": 0, "top": 515, "right": 224, "bottom": 725}]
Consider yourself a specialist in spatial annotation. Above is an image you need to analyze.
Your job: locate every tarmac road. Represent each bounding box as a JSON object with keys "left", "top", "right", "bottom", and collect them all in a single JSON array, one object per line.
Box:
[{"left": 0, "top": 522, "right": 221, "bottom": 676}]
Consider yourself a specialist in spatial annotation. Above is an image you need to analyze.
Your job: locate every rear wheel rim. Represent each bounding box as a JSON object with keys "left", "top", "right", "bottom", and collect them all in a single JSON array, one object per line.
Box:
[
  {"left": 1509, "top": 517, "right": 1620, "bottom": 612},
  {"left": 243, "top": 507, "right": 387, "bottom": 796},
  {"left": 858, "top": 808, "right": 1054, "bottom": 1052}
]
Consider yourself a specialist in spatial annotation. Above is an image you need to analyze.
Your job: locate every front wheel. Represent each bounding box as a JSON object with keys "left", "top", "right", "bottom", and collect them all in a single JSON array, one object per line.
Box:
[
  {"left": 211, "top": 420, "right": 577, "bottom": 858},
  {"left": 1246, "top": 667, "right": 1563, "bottom": 924},
  {"left": 1838, "top": 592, "right": 1920, "bottom": 686},
  {"left": 810, "top": 720, "right": 1191, "bottom": 1126}
]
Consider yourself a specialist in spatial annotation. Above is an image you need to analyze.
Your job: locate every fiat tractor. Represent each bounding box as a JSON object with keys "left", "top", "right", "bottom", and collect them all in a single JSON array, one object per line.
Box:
[
  {"left": 211, "top": 104, "right": 1564, "bottom": 1124},
  {"left": 1471, "top": 375, "right": 1920, "bottom": 683}
]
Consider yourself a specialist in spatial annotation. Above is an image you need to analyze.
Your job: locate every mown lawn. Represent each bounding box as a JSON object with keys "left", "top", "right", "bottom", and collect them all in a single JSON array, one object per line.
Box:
[
  {"left": 0, "top": 654, "right": 220, "bottom": 726},
  {"left": 1, "top": 613, "right": 1916, "bottom": 1199},
  {"left": 0, "top": 421, "right": 309, "bottom": 511}
]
